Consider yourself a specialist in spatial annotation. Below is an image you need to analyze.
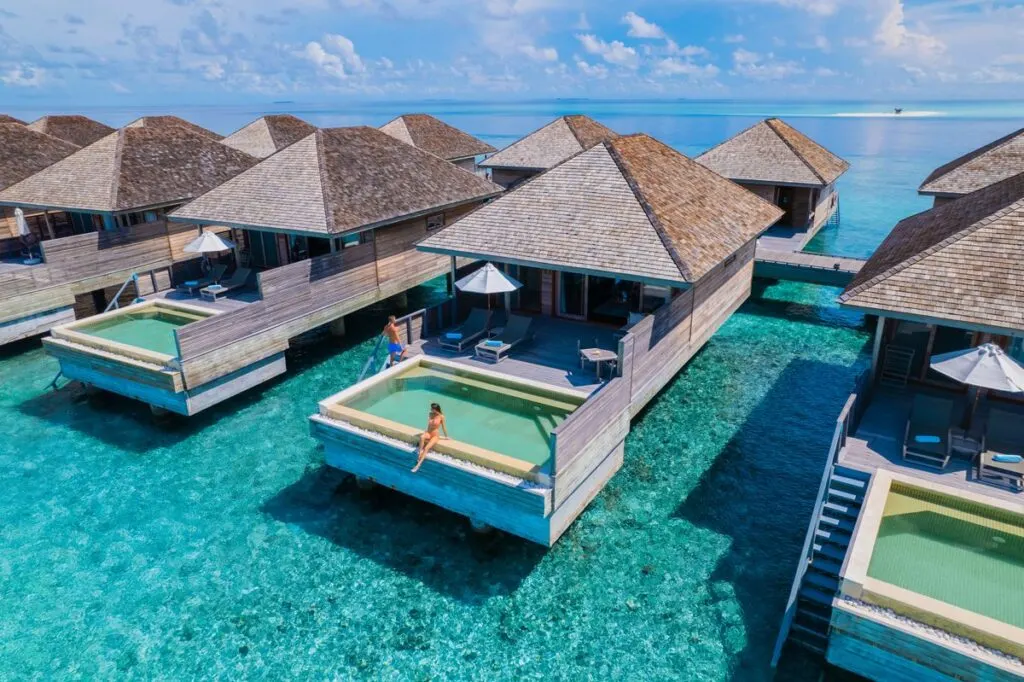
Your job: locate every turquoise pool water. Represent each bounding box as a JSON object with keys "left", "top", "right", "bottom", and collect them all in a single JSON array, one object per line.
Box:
[
  {"left": 868, "top": 488, "right": 1024, "bottom": 628},
  {"left": 344, "top": 365, "right": 576, "bottom": 467},
  {"left": 76, "top": 309, "right": 206, "bottom": 357},
  {"left": 0, "top": 278, "right": 866, "bottom": 680}
]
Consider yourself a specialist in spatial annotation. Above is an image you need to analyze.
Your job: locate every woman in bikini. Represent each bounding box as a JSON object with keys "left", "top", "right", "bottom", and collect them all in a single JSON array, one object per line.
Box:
[{"left": 413, "top": 403, "right": 448, "bottom": 472}]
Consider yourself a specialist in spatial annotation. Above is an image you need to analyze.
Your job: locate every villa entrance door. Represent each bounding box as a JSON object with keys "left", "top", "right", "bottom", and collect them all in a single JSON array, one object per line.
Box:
[
  {"left": 556, "top": 271, "right": 587, "bottom": 320},
  {"left": 776, "top": 186, "right": 795, "bottom": 226}
]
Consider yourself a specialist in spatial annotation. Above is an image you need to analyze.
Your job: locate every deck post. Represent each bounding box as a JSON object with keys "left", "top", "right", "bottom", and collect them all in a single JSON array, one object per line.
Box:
[
  {"left": 449, "top": 256, "right": 458, "bottom": 319},
  {"left": 329, "top": 316, "right": 346, "bottom": 337},
  {"left": 870, "top": 315, "right": 885, "bottom": 382},
  {"left": 329, "top": 238, "right": 337, "bottom": 253},
  {"left": 42, "top": 211, "right": 56, "bottom": 240}
]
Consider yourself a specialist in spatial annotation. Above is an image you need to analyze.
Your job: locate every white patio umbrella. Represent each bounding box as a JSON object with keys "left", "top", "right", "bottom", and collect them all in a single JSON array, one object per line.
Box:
[
  {"left": 183, "top": 230, "right": 236, "bottom": 254},
  {"left": 14, "top": 207, "right": 29, "bottom": 238},
  {"left": 455, "top": 262, "right": 522, "bottom": 309},
  {"left": 930, "top": 343, "right": 1024, "bottom": 428},
  {"left": 930, "top": 343, "right": 1024, "bottom": 393}
]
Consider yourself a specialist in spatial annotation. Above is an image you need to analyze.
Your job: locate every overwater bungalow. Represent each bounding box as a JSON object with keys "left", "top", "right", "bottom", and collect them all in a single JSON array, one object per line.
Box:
[
  {"left": 773, "top": 172, "right": 1024, "bottom": 679},
  {"left": 310, "top": 133, "right": 784, "bottom": 545},
  {"left": 38, "top": 126, "right": 502, "bottom": 416},
  {"left": 919, "top": 126, "right": 1024, "bottom": 207},
  {"left": 478, "top": 114, "right": 618, "bottom": 188},
  {"left": 125, "top": 115, "right": 223, "bottom": 140},
  {"left": 26, "top": 115, "right": 114, "bottom": 147},
  {"left": 0, "top": 116, "right": 258, "bottom": 346},
  {"left": 220, "top": 114, "right": 316, "bottom": 158},
  {"left": 379, "top": 113, "right": 496, "bottom": 173},
  {"left": 695, "top": 118, "right": 849, "bottom": 252},
  {"left": 0, "top": 122, "right": 81, "bottom": 247}
]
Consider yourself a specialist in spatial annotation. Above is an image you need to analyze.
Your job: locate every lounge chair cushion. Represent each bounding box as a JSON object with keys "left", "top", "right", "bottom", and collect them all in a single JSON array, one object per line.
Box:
[
  {"left": 446, "top": 332, "right": 463, "bottom": 340},
  {"left": 185, "top": 280, "right": 200, "bottom": 286},
  {"left": 914, "top": 435, "right": 941, "bottom": 444},
  {"left": 484, "top": 339, "right": 502, "bottom": 347},
  {"left": 992, "top": 454, "right": 1023, "bottom": 464}
]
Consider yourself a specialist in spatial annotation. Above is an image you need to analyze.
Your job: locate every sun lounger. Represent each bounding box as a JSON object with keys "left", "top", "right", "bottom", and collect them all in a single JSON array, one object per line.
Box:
[
  {"left": 902, "top": 393, "right": 954, "bottom": 469},
  {"left": 438, "top": 308, "right": 491, "bottom": 352},
  {"left": 474, "top": 314, "right": 534, "bottom": 363},
  {"left": 201, "top": 267, "right": 251, "bottom": 301},
  {"left": 979, "top": 407, "right": 1024, "bottom": 490},
  {"left": 178, "top": 264, "right": 227, "bottom": 294}
]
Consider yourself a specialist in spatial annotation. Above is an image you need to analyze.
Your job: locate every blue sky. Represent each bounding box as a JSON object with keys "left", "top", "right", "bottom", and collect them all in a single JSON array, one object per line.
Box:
[{"left": 1, "top": 0, "right": 1023, "bottom": 103}]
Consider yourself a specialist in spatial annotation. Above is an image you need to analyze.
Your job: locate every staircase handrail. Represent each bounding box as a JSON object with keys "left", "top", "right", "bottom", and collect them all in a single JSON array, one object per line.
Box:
[
  {"left": 104, "top": 273, "right": 140, "bottom": 313},
  {"left": 770, "top": 389, "right": 859, "bottom": 668}
]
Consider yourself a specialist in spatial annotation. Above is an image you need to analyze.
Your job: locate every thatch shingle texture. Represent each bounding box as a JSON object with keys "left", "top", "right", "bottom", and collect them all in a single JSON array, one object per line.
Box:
[
  {"left": 842, "top": 171, "right": 1024, "bottom": 332},
  {"left": 0, "top": 114, "right": 25, "bottom": 125},
  {"left": 479, "top": 115, "right": 618, "bottom": 171},
  {"left": 696, "top": 118, "right": 849, "bottom": 187},
  {"left": 379, "top": 114, "right": 495, "bottom": 161},
  {"left": 221, "top": 115, "right": 317, "bottom": 158},
  {"left": 0, "top": 125, "right": 258, "bottom": 212},
  {"left": 0, "top": 123, "right": 81, "bottom": 191},
  {"left": 421, "top": 134, "right": 783, "bottom": 284},
  {"left": 124, "top": 115, "right": 223, "bottom": 140},
  {"left": 171, "top": 126, "right": 503, "bottom": 235},
  {"left": 919, "top": 127, "right": 1024, "bottom": 197},
  {"left": 27, "top": 115, "right": 115, "bottom": 148}
]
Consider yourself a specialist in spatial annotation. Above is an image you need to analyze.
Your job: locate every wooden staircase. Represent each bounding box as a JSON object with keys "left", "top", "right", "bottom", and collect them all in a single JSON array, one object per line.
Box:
[{"left": 786, "top": 465, "right": 871, "bottom": 655}]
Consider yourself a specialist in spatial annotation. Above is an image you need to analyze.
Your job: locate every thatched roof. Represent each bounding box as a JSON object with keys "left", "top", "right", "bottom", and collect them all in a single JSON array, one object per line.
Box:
[
  {"left": 27, "top": 115, "right": 115, "bottom": 148},
  {"left": 0, "top": 114, "right": 25, "bottom": 125},
  {"left": 0, "top": 124, "right": 258, "bottom": 213},
  {"left": 170, "top": 126, "right": 503, "bottom": 236},
  {"left": 421, "top": 134, "right": 783, "bottom": 285},
  {"left": 842, "top": 171, "right": 1024, "bottom": 332},
  {"left": 479, "top": 115, "right": 618, "bottom": 171},
  {"left": 379, "top": 114, "right": 496, "bottom": 161},
  {"left": 695, "top": 118, "right": 849, "bottom": 187},
  {"left": 221, "top": 115, "right": 317, "bottom": 158},
  {"left": 919, "top": 126, "right": 1024, "bottom": 198},
  {"left": 124, "top": 115, "right": 223, "bottom": 140},
  {"left": 0, "top": 123, "right": 81, "bottom": 191}
]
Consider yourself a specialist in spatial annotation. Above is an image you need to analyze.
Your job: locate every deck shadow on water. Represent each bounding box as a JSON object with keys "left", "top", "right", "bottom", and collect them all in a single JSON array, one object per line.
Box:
[
  {"left": 673, "top": 358, "right": 865, "bottom": 681},
  {"left": 262, "top": 463, "right": 545, "bottom": 604},
  {"left": 749, "top": 279, "right": 866, "bottom": 330}
]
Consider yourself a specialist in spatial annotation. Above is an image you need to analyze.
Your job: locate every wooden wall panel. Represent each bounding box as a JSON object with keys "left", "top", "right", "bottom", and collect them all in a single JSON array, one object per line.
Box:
[
  {"left": 540, "top": 270, "right": 554, "bottom": 316},
  {"left": 375, "top": 216, "right": 448, "bottom": 291},
  {"left": 41, "top": 222, "right": 176, "bottom": 284},
  {"left": 739, "top": 183, "right": 777, "bottom": 203},
  {"left": 811, "top": 183, "right": 838, "bottom": 230}
]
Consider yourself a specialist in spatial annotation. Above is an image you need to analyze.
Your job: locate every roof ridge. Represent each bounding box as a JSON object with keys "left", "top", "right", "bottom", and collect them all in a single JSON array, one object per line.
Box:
[
  {"left": 921, "top": 126, "right": 1024, "bottom": 189},
  {"left": 261, "top": 118, "right": 280, "bottom": 150},
  {"left": 604, "top": 138, "right": 692, "bottom": 282},
  {"left": 841, "top": 193, "right": 1024, "bottom": 303},
  {"left": 564, "top": 115, "right": 588, "bottom": 147},
  {"left": 765, "top": 118, "right": 826, "bottom": 185},
  {"left": 313, "top": 129, "right": 335, "bottom": 234},
  {"left": 108, "top": 129, "right": 126, "bottom": 213}
]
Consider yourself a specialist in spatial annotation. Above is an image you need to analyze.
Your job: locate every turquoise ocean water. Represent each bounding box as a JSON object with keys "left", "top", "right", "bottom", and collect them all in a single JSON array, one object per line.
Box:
[{"left": 1, "top": 100, "right": 1022, "bottom": 680}]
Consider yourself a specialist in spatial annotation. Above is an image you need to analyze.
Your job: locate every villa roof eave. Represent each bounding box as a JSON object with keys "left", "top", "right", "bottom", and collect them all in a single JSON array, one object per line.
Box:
[
  {"left": 840, "top": 301, "right": 1024, "bottom": 339},
  {"left": 730, "top": 177, "right": 830, "bottom": 189},
  {"left": 416, "top": 243, "right": 690, "bottom": 289},
  {"left": 0, "top": 197, "right": 191, "bottom": 216},
  {"left": 171, "top": 190, "right": 504, "bottom": 237}
]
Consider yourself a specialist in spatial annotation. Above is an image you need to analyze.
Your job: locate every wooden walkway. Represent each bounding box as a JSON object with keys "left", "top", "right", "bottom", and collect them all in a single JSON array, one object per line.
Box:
[
  {"left": 407, "top": 315, "right": 620, "bottom": 395},
  {"left": 754, "top": 247, "right": 866, "bottom": 287},
  {"left": 149, "top": 288, "right": 260, "bottom": 313},
  {"left": 840, "top": 388, "right": 1024, "bottom": 507}
]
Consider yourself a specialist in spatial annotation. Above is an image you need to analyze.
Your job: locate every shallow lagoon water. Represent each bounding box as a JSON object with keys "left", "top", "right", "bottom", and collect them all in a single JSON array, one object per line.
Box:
[
  {"left": 0, "top": 279, "right": 867, "bottom": 680},
  {"left": 3, "top": 101, "right": 1017, "bottom": 678}
]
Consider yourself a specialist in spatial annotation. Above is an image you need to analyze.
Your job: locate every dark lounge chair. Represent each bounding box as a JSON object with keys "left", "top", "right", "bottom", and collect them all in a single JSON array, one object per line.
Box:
[
  {"left": 438, "top": 308, "right": 491, "bottom": 352},
  {"left": 474, "top": 314, "right": 534, "bottom": 363},
  {"left": 902, "top": 393, "right": 955, "bottom": 469},
  {"left": 201, "top": 267, "right": 251, "bottom": 301},
  {"left": 979, "top": 408, "right": 1024, "bottom": 491}
]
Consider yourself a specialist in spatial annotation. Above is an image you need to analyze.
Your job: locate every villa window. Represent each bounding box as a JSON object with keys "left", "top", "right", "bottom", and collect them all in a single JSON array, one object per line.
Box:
[{"left": 426, "top": 214, "right": 444, "bottom": 231}]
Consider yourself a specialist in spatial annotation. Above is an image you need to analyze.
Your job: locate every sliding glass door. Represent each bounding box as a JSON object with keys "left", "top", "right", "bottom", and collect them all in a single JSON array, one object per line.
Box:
[{"left": 557, "top": 272, "right": 586, "bottom": 319}]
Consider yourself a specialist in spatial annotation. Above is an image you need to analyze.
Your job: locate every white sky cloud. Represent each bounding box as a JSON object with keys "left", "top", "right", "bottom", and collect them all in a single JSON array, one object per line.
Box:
[
  {"left": 654, "top": 57, "right": 720, "bottom": 79},
  {"left": 575, "top": 58, "right": 608, "bottom": 78},
  {"left": 576, "top": 33, "right": 640, "bottom": 69},
  {"left": 622, "top": 11, "right": 665, "bottom": 39},
  {"left": 520, "top": 45, "right": 559, "bottom": 62},
  {"left": 731, "top": 48, "right": 804, "bottom": 81},
  {"left": 874, "top": 0, "right": 945, "bottom": 63}
]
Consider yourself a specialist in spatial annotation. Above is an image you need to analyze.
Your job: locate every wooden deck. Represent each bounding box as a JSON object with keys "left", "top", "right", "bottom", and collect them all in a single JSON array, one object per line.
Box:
[
  {"left": 754, "top": 247, "right": 866, "bottom": 287},
  {"left": 149, "top": 288, "right": 260, "bottom": 313},
  {"left": 407, "top": 314, "right": 620, "bottom": 395},
  {"left": 840, "top": 387, "right": 1024, "bottom": 507}
]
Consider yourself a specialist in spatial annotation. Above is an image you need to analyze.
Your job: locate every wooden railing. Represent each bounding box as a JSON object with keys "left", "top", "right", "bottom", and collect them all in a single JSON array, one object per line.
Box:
[
  {"left": 357, "top": 305, "right": 436, "bottom": 382},
  {"left": 770, "top": 369, "right": 872, "bottom": 668}
]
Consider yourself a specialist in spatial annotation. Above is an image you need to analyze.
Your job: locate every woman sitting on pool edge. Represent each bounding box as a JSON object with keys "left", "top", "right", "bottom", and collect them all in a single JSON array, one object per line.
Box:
[{"left": 413, "top": 403, "right": 448, "bottom": 473}]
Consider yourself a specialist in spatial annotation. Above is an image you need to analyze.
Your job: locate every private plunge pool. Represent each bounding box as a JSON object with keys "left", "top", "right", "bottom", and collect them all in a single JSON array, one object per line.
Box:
[
  {"left": 313, "top": 357, "right": 586, "bottom": 481},
  {"left": 838, "top": 471, "right": 1024, "bottom": 669},
  {"left": 49, "top": 300, "right": 215, "bottom": 365},
  {"left": 310, "top": 356, "right": 629, "bottom": 545}
]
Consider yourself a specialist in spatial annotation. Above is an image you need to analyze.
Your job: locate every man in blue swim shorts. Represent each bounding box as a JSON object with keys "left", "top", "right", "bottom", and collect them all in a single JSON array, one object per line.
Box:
[{"left": 383, "top": 315, "right": 408, "bottom": 366}]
